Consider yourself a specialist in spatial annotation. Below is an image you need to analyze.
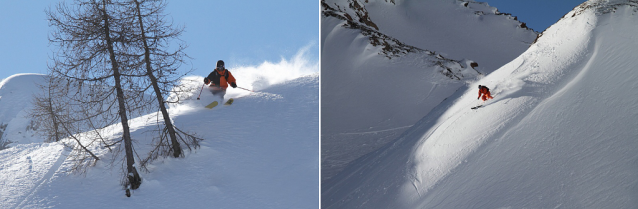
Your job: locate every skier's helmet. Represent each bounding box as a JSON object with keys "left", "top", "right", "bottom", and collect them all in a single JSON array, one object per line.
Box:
[
  {"left": 216, "top": 60, "right": 225, "bottom": 69},
  {"left": 478, "top": 85, "right": 482, "bottom": 89}
]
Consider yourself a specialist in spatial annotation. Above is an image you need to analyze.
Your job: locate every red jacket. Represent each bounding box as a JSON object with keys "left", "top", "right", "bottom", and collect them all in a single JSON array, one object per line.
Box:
[
  {"left": 478, "top": 86, "right": 493, "bottom": 100},
  {"left": 478, "top": 87, "right": 490, "bottom": 96}
]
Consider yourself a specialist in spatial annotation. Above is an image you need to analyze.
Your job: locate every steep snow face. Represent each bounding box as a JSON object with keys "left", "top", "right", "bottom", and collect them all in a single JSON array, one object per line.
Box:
[
  {"left": 321, "top": 14, "right": 478, "bottom": 180},
  {"left": 321, "top": 0, "right": 535, "bottom": 180},
  {"left": 323, "top": 2, "right": 638, "bottom": 208}
]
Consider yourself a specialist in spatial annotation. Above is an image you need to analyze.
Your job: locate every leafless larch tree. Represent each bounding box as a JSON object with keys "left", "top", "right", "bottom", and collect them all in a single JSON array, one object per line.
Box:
[
  {"left": 46, "top": 0, "right": 147, "bottom": 193},
  {"left": 43, "top": 0, "right": 202, "bottom": 196}
]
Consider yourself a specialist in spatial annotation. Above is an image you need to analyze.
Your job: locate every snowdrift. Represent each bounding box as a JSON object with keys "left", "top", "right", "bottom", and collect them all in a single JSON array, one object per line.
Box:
[
  {"left": 323, "top": 1, "right": 638, "bottom": 208},
  {"left": 321, "top": 0, "right": 537, "bottom": 180}
]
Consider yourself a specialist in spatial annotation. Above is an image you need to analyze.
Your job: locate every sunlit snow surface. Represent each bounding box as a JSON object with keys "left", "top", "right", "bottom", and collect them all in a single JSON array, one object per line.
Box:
[
  {"left": 321, "top": 0, "right": 537, "bottom": 181},
  {"left": 0, "top": 48, "right": 319, "bottom": 209},
  {"left": 323, "top": 2, "right": 638, "bottom": 208}
]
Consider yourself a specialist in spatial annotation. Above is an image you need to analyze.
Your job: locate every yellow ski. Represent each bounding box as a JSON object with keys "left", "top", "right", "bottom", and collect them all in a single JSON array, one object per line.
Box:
[
  {"left": 205, "top": 101, "right": 219, "bottom": 109},
  {"left": 224, "top": 98, "right": 234, "bottom": 105}
]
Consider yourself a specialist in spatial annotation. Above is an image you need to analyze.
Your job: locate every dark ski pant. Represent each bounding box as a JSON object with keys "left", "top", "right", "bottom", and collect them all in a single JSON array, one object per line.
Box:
[{"left": 209, "top": 86, "right": 226, "bottom": 102}]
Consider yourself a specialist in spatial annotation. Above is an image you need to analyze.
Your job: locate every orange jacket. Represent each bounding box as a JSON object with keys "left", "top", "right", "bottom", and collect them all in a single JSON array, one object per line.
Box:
[
  {"left": 478, "top": 87, "right": 493, "bottom": 100},
  {"left": 478, "top": 87, "right": 489, "bottom": 96},
  {"left": 205, "top": 69, "right": 236, "bottom": 89}
]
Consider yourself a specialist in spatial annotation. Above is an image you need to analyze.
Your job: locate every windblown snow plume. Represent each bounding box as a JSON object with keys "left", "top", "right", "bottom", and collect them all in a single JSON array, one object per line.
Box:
[
  {"left": 168, "top": 45, "right": 319, "bottom": 109},
  {"left": 232, "top": 44, "right": 319, "bottom": 91}
]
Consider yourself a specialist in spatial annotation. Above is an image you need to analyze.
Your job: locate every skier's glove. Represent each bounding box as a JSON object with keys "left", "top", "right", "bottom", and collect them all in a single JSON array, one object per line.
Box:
[
  {"left": 231, "top": 82, "right": 237, "bottom": 88},
  {"left": 204, "top": 78, "right": 210, "bottom": 85}
]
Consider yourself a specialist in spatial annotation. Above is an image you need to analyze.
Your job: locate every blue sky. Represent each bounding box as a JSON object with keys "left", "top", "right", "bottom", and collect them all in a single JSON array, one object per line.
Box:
[
  {"left": 0, "top": 0, "right": 319, "bottom": 80},
  {"left": 477, "top": 0, "right": 586, "bottom": 32}
]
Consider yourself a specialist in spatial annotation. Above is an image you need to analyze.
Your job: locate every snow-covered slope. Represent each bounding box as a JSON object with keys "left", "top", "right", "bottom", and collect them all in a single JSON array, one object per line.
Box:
[
  {"left": 321, "top": 0, "right": 537, "bottom": 180},
  {"left": 0, "top": 65, "right": 318, "bottom": 208},
  {"left": 0, "top": 73, "right": 162, "bottom": 148},
  {"left": 0, "top": 74, "right": 46, "bottom": 147},
  {"left": 323, "top": 1, "right": 638, "bottom": 208}
]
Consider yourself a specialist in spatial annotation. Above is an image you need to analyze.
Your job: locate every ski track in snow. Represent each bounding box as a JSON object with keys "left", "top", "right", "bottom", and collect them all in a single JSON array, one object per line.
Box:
[
  {"left": 0, "top": 143, "right": 66, "bottom": 209},
  {"left": 338, "top": 125, "right": 413, "bottom": 135},
  {"left": 13, "top": 145, "right": 68, "bottom": 209}
]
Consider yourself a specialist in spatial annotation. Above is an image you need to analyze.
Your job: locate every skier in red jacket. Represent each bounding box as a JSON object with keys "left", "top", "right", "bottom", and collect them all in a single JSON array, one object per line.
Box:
[{"left": 478, "top": 85, "right": 493, "bottom": 101}]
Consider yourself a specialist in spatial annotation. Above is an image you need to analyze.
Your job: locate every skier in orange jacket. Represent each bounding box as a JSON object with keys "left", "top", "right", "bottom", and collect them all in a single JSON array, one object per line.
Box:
[
  {"left": 204, "top": 60, "right": 237, "bottom": 104},
  {"left": 478, "top": 85, "right": 493, "bottom": 101}
]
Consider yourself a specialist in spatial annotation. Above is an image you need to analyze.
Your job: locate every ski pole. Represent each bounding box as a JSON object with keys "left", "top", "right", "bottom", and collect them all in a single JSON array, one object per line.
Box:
[
  {"left": 237, "top": 86, "right": 254, "bottom": 92},
  {"left": 196, "top": 84, "right": 205, "bottom": 100}
]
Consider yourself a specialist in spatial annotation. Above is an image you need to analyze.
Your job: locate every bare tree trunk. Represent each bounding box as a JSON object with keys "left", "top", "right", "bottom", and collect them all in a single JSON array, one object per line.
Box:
[
  {"left": 46, "top": 77, "right": 63, "bottom": 143},
  {"left": 133, "top": 0, "right": 181, "bottom": 158},
  {"left": 101, "top": 0, "right": 141, "bottom": 190},
  {"left": 31, "top": 76, "right": 64, "bottom": 143}
]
